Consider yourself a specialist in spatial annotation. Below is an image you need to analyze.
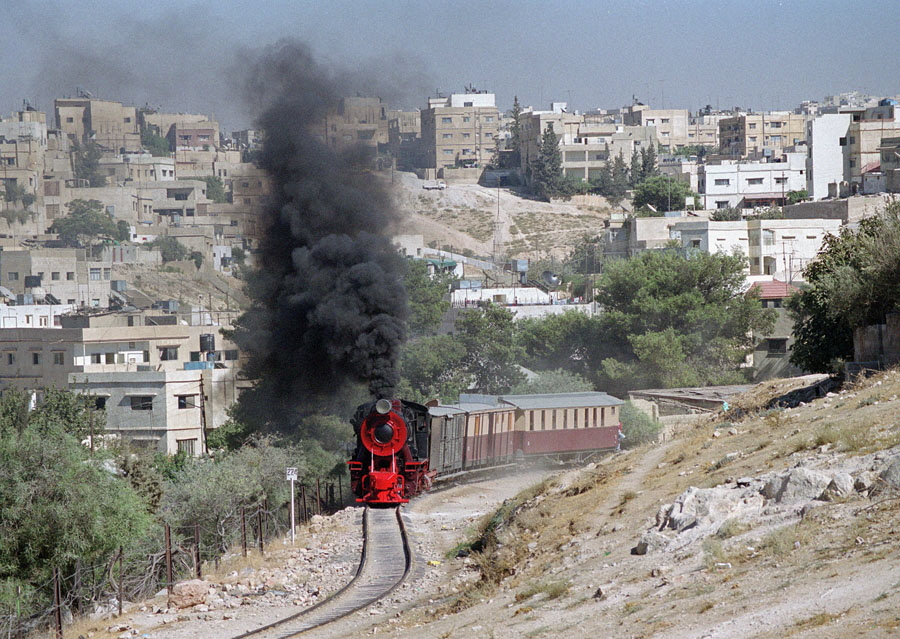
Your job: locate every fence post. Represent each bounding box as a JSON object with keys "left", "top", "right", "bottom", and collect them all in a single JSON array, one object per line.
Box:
[
  {"left": 338, "top": 477, "right": 343, "bottom": 506},
  {"left": 257, "top": 503, "right": 264, "bottom": 554},
  {"left": 301, "top": 485, "right": 308, "bottom": 524},
  {"left": 164, "top": 523, "right": 173, "bottom": 595},
  {"left": 52, "top": 567, "right": 63, "bottom": 639},
  {"left": 194, "top": 524, "right": 202, "bottom": 579},
  {"left": 118, "top": 546, "right": 124, "bottom": 617},
  {"left": 316, "top": 479, "right": 321, "bottom": 516},
  {"left": 241, "top": 506, "right": 247, "bottom": 557}
]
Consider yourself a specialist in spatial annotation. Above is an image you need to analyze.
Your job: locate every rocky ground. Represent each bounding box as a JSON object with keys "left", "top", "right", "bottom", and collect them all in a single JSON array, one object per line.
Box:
[
  {"left": 390, "top": 171, "right": 617, "bottom": 261},
  {"left": 76, "top": 369, "right": 900, "bottom": 639}
]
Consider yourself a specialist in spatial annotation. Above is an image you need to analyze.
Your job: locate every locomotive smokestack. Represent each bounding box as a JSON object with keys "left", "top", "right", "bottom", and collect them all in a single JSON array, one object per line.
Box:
[{"left": 233, "top": 41, "right": 407, "bottom": 425}]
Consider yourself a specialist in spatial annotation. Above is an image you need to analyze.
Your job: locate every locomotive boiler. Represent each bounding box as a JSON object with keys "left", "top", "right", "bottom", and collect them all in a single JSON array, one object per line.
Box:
[{"left": 347, "top": 398, "right": 433, "bottom": 505}]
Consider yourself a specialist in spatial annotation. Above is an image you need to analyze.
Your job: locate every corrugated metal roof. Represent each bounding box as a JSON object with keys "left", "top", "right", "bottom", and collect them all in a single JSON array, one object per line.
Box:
[
  {"left": 428, "top": 406, "right": 466, "bottom": 417},
  {"left": 498, "top": 391, "right": 624, "bottom": 410}
]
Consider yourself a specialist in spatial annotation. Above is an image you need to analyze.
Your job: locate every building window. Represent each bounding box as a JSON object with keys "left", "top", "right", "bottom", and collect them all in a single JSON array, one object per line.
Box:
[
  {"left": 66, "top": 117, "right": 74, "bottom": 123},
  {"left": 714, "top": 179, "right": 730, "bottom": 186},
  {"left": 159, "top": 346, "right": 179, "bottom": 361},
  {"left": 441, "top": 117, "right": 452, "bottom": 124},
  {"left": 130, "top": 396, "right": 153, "bottom": 411},
  {"left": 769, "top": 121, "right": 783, "bottom": 128},
  {"left": 484, "top": 116, "right": 494, "bottom": 123},
  {"left": 89, "top": 268, "right": 101, "bottom": 281},
  {"left": 747, "top": 178, "right": 763, "bottom": 185},
  {"left": 105, "top": 352, "right": 115, "bottom": 364},
  {"left": 53, "top": 351, "right": 64, "bottom": 365},
  {"left": 443, "top": 149, "right": 453, "bottom": 155},
  {"left": 94, "top": 397, "right": 107, "bottom": 410},
  {"left": 224, "top": 349, "right": 239, "bottom": 361},
  {"left": 177, "top": 395, "right": 193, "bottom": 409},
  {"left": 90, "top": 353, "right": 102, "bottom": 364},
  {"left": 67, "top": 272, "right": 75, "bottom": 280},
  {"left": 103, "top": 268, "right": 111, "bottom": 280},
  {"left": 442, "top": 133, "right": 452, "bottom": 139},
  {"left": 716, "top": 201, "right": 730, "bottom": 209},
  {"left": 767, "top": 338, "right": 787, "bottom": 355},
  {"left": 177, "top": 439, "right": 196, "bottom": 456},
  {"left": 7, "top": 272, "right": 18, "bottom": 281},
  {"left": 462, "top": 116, "right": 470, "bottom": 123},
  {"left": 32, "top": 353, "right": 40, "bottom": 365},
  {"left": 774, "top": 177, "right": 788, "bottom": 184},
  {"left": 5, "top": 352, "right": 14, "bottom": 365}
]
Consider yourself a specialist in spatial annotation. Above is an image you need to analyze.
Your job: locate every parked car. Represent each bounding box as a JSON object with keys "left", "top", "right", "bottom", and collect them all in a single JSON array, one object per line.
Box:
[{"left": 423, "top": 180, "right": 447, "bottom": 190}]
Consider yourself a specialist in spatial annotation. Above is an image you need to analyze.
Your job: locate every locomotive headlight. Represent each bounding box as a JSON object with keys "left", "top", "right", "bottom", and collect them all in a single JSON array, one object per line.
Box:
[
  {"left": 373, "top": 422, "right": 394, "bottom": 444},
  {"left": 375, "top": 398, "right": 392, "bottom": 415}
]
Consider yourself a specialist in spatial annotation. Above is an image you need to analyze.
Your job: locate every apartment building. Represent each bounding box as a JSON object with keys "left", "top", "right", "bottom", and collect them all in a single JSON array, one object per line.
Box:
[
  {"left": 843, "top": 100, "right": 900, "bottom": 190},
  {"left": 881, "top": 137, "right": 900, "bottom": 193},
  {"left": 54, "top": 97, "right": 141, "bottom": 153},
  {"left": 0, "top": 310, "right": 241, "bottom": 454},
  {"left": 387, "top": 110, "right": 422, "bottom": 169},
  {"left": 318, "top": 96, "right": 389, "bottom": 152},
  {"left": 623, "top": 104, "right": 691, "bottom": 150},
  {"left": 718, "top": 112, "right": 806, "bottom": 159},
  {"left": 676, "top": 217, "right": 840, "bottom": 281},
  {"left": 0, "top": 248, "right": 113, "bottom": 307},
  {"left": 0, "top": 303, "right": 76, "bottom": 328},
  {"left": 806, "top": 113, "right": 851, "bottom": 199},
  {"left": 699, "top": 153, "right": 807, "bottom": 209},
  {"left": 421, "top": 91, "right": 500, "bottom": 174}
]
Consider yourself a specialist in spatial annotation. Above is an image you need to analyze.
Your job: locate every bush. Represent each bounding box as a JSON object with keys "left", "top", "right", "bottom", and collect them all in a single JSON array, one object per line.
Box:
[{"left": 619, "top": 401, "right": 661, "bottom": 448}]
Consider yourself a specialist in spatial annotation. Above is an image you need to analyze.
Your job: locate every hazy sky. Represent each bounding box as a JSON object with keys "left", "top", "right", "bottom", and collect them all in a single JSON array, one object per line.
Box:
[{"left": 4, "top": 0, "right": 898, "bottom": 132}]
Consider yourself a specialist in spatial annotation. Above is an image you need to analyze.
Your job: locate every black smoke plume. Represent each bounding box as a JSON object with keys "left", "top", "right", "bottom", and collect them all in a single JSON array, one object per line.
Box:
[{"left": 232, "top": 41, "right": 407, "bottom": 428}]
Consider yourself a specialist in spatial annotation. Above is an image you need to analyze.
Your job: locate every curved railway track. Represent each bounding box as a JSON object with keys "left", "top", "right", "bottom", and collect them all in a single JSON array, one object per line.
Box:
[{"left": 232, "top": 506, "right": 410, "bottom": 638}]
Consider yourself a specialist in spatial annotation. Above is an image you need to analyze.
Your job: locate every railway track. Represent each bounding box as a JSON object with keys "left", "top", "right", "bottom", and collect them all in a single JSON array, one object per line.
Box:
[{"left": 232, "top": 506, "right": 410, "bottom": 638}]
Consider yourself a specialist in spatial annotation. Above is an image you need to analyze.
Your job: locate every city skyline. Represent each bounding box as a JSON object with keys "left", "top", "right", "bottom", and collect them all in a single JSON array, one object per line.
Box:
[{"left": 3, "top": 0, "right": 899, "bottom": 131}]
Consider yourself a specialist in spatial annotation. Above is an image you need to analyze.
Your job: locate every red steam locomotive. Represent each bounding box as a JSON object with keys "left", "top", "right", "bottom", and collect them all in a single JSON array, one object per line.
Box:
[
  {"left": 347, "top": 399, "right": 433, "bottom": 505},
  {"left": 349, "top": 392, "right": 624, "bottom": 506}
]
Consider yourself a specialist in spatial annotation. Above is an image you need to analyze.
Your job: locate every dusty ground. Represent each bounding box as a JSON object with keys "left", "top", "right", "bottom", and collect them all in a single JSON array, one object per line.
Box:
[
  {"left": 77, "top": 369, "right": 900, "bottom": 639},
  {"left": 390, "top": 171, "right": 615, "bottom": 261}
]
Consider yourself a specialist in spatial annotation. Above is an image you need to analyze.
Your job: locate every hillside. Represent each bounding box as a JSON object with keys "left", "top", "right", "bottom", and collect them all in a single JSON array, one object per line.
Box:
[
  {"left": 74, "top": 369, "right": 900, "bottom": 638},
  {"left": 390, "top": 171, "right": 620, "bottom": 261}
]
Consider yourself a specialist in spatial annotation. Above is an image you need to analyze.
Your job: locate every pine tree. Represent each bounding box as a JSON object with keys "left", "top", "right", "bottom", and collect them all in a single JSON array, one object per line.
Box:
[
  {"left": 531, "top": 123, "right": 565, "bottom": 201},
  {"left": 508, "top": 96, "right": 523, "bottom": 167},
  {"left": 641, "top": 144, "right": 658, "bottom": 178},
  {"left": 629, "top": 149, "right": 643, "bottom": 188}
]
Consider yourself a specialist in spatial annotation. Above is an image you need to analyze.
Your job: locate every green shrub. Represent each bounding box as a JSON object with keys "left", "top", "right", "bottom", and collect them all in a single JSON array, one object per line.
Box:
[{"left": 620, "top": 401, "right": 661, "bottom": 448}]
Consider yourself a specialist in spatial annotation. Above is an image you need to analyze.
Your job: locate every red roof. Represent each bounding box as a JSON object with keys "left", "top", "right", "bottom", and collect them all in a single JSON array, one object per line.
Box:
[{"left": 747, "top": 279, "right": 800, "bottom": 299}]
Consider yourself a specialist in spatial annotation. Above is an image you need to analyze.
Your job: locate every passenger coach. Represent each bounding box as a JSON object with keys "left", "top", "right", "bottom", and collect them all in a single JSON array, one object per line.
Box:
[{"left": 427, "top": 391, "right": 624, "bottom": 474}]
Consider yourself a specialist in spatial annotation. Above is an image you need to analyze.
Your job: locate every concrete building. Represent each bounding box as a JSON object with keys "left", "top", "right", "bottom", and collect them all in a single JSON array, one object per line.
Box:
[
  {"left": 718, "top": 112, "right": 807, "bottom": 159},
  {"left": 880, "top": 137, "right": 900, "bottom": 193},
  {"left": 806, "top": 113, "right": 851, "bottom": 199},
  {"left": 675, "top": 217, "right": 841, "bottom": 281},
  {"left": 843, "top": 100, "right": 900, "bottom": 192},
  {"left": 746, "top": 279, "right": 803, "bottom": 380},
  {"left": 0, "top": 248, "right": 114, "bottom": 307},
  {"left": 699, "top": 153, "right": 807, "bottom": 209},
  {"left": 0, "top": 310, "right": 241, "bottom": 454},
  {"left": 421, "top": 91, "right": 500, "bottom": 178},
  {"left": 0, "top": 303, "right": 76, "bottom": 328},
  {"left": 316, "top": 96, "right": 388, "bottom": 152},
  {"left": 623, "top": 104, "right": 691, "bottom": 150},
  {"left": 54, "top": 97, "right": 141, "bottom": 153},
  {"left": 387, "top": 110, "right": 422, "bottom": 170}
]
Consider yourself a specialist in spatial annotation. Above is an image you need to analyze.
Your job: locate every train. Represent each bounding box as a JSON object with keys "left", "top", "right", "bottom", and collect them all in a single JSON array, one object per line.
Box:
[{"left": 348, "top": 391, "right": 624, "bottom": 505}]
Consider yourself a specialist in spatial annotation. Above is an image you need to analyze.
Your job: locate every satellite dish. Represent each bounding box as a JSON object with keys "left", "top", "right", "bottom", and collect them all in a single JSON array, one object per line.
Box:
[{"left": 541, "top": 271, "right": 562, "bottom": 287}]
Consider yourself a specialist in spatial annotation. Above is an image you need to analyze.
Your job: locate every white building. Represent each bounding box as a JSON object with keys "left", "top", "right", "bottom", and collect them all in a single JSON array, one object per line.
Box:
[
  {"left": 806, "top": 113, "right": 851, "bottom": 200},
  {"left": 0, "top": 303, "right": 76, "bottom": 328},
  {"left": 700, "top": 153, "right": 807, "bottom": 210},
  {"left": 675, "top": 218, "right": 841, "bottom": 281}
]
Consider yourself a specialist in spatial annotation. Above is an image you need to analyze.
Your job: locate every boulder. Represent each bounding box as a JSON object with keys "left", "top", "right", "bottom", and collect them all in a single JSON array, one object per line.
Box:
[
  {"left": 169, "top": 580, "right": 211, "bottom": 610},
  {"left": 878, "top": 458, "right": 900, "bottom": 490},
  {"left": 821, "top": 472, "right": 855, "bottom": 501},
  {"left": 763, "top": 467, "right": 831, "bottom": 504}
]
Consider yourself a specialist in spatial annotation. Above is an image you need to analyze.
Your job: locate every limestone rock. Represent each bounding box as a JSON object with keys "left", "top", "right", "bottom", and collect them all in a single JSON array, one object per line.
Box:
[
  {"left": 763, "top": 467, "right": 831, "bottom": 504},
  {"left": 169, "top": 580, "right": 211, "bottom": 610},
  {"left": 821, "top": 472, "right": 855, "bottom": 501}
]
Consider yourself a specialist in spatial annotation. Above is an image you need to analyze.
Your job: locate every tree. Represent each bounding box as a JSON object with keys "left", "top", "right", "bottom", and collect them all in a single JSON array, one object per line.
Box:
[
  {"left": 201, "top": 176, "right": 227, "bottom": 203},
  {"left": 0, "top": 390, "right": 150, "bottom": 616},
  {"left": 620, "top": 401, "right": 661, "bottom": 448},
  {"left": 633, "top": 175, "right": 694, "bottom": 213},
  {"left": 787, "top": 189, "right": 809, "bottom": 205},
  {"left": 507, "top": 96, "right": 523, "bottom": 168},
  {"left": 640, "top": 145, "right": 658, "bottom": 179},
  {"left": 148, "top": 236, "right": 189, "bottom": 262},
  {"left": 711, "top": 207, "right": 742, "bottom": 221},
  {"left": 456, "top": 304, "right": 525, "bottom": 393},
  {"left": 73, "top": 141, "right": 107, "bottom": 187},
  {"left": 51, "top": 199, "right": 118, "bottom": 247},
  {"left": 141, "top": 128, "right": 171, "bottom": 157},
  {"left": 510, "top": 368, "right": 593, "bottom": 394},
  {"left": 593, "top": 250, "right": 775, "bottom": 394},
  {"left": 117, "top": 219, "right": 131, "bottom": 242},
  {"left": 530, "top": 123, "right": 568, "bottom": 201},
  {"left": 396, "top": 334, "right": 469, "bottom": 403},
  {"left": 404, "top": 259, "right": 451, "bottom": 337},
  {"left": 629, "top": 150, "right": 643, "bottom": 188},
  {"left": 788, "top": 202, "right": 900, "bottom": 373}
]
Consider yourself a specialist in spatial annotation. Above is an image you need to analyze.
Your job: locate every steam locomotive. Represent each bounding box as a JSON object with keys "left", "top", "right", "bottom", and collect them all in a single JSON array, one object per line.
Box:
[
  {"left": 348, "top": 392, "right": 624, "bottom": 506},
  {"left": 347, "top": 398, "right": 433, "bottom": 505}
]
